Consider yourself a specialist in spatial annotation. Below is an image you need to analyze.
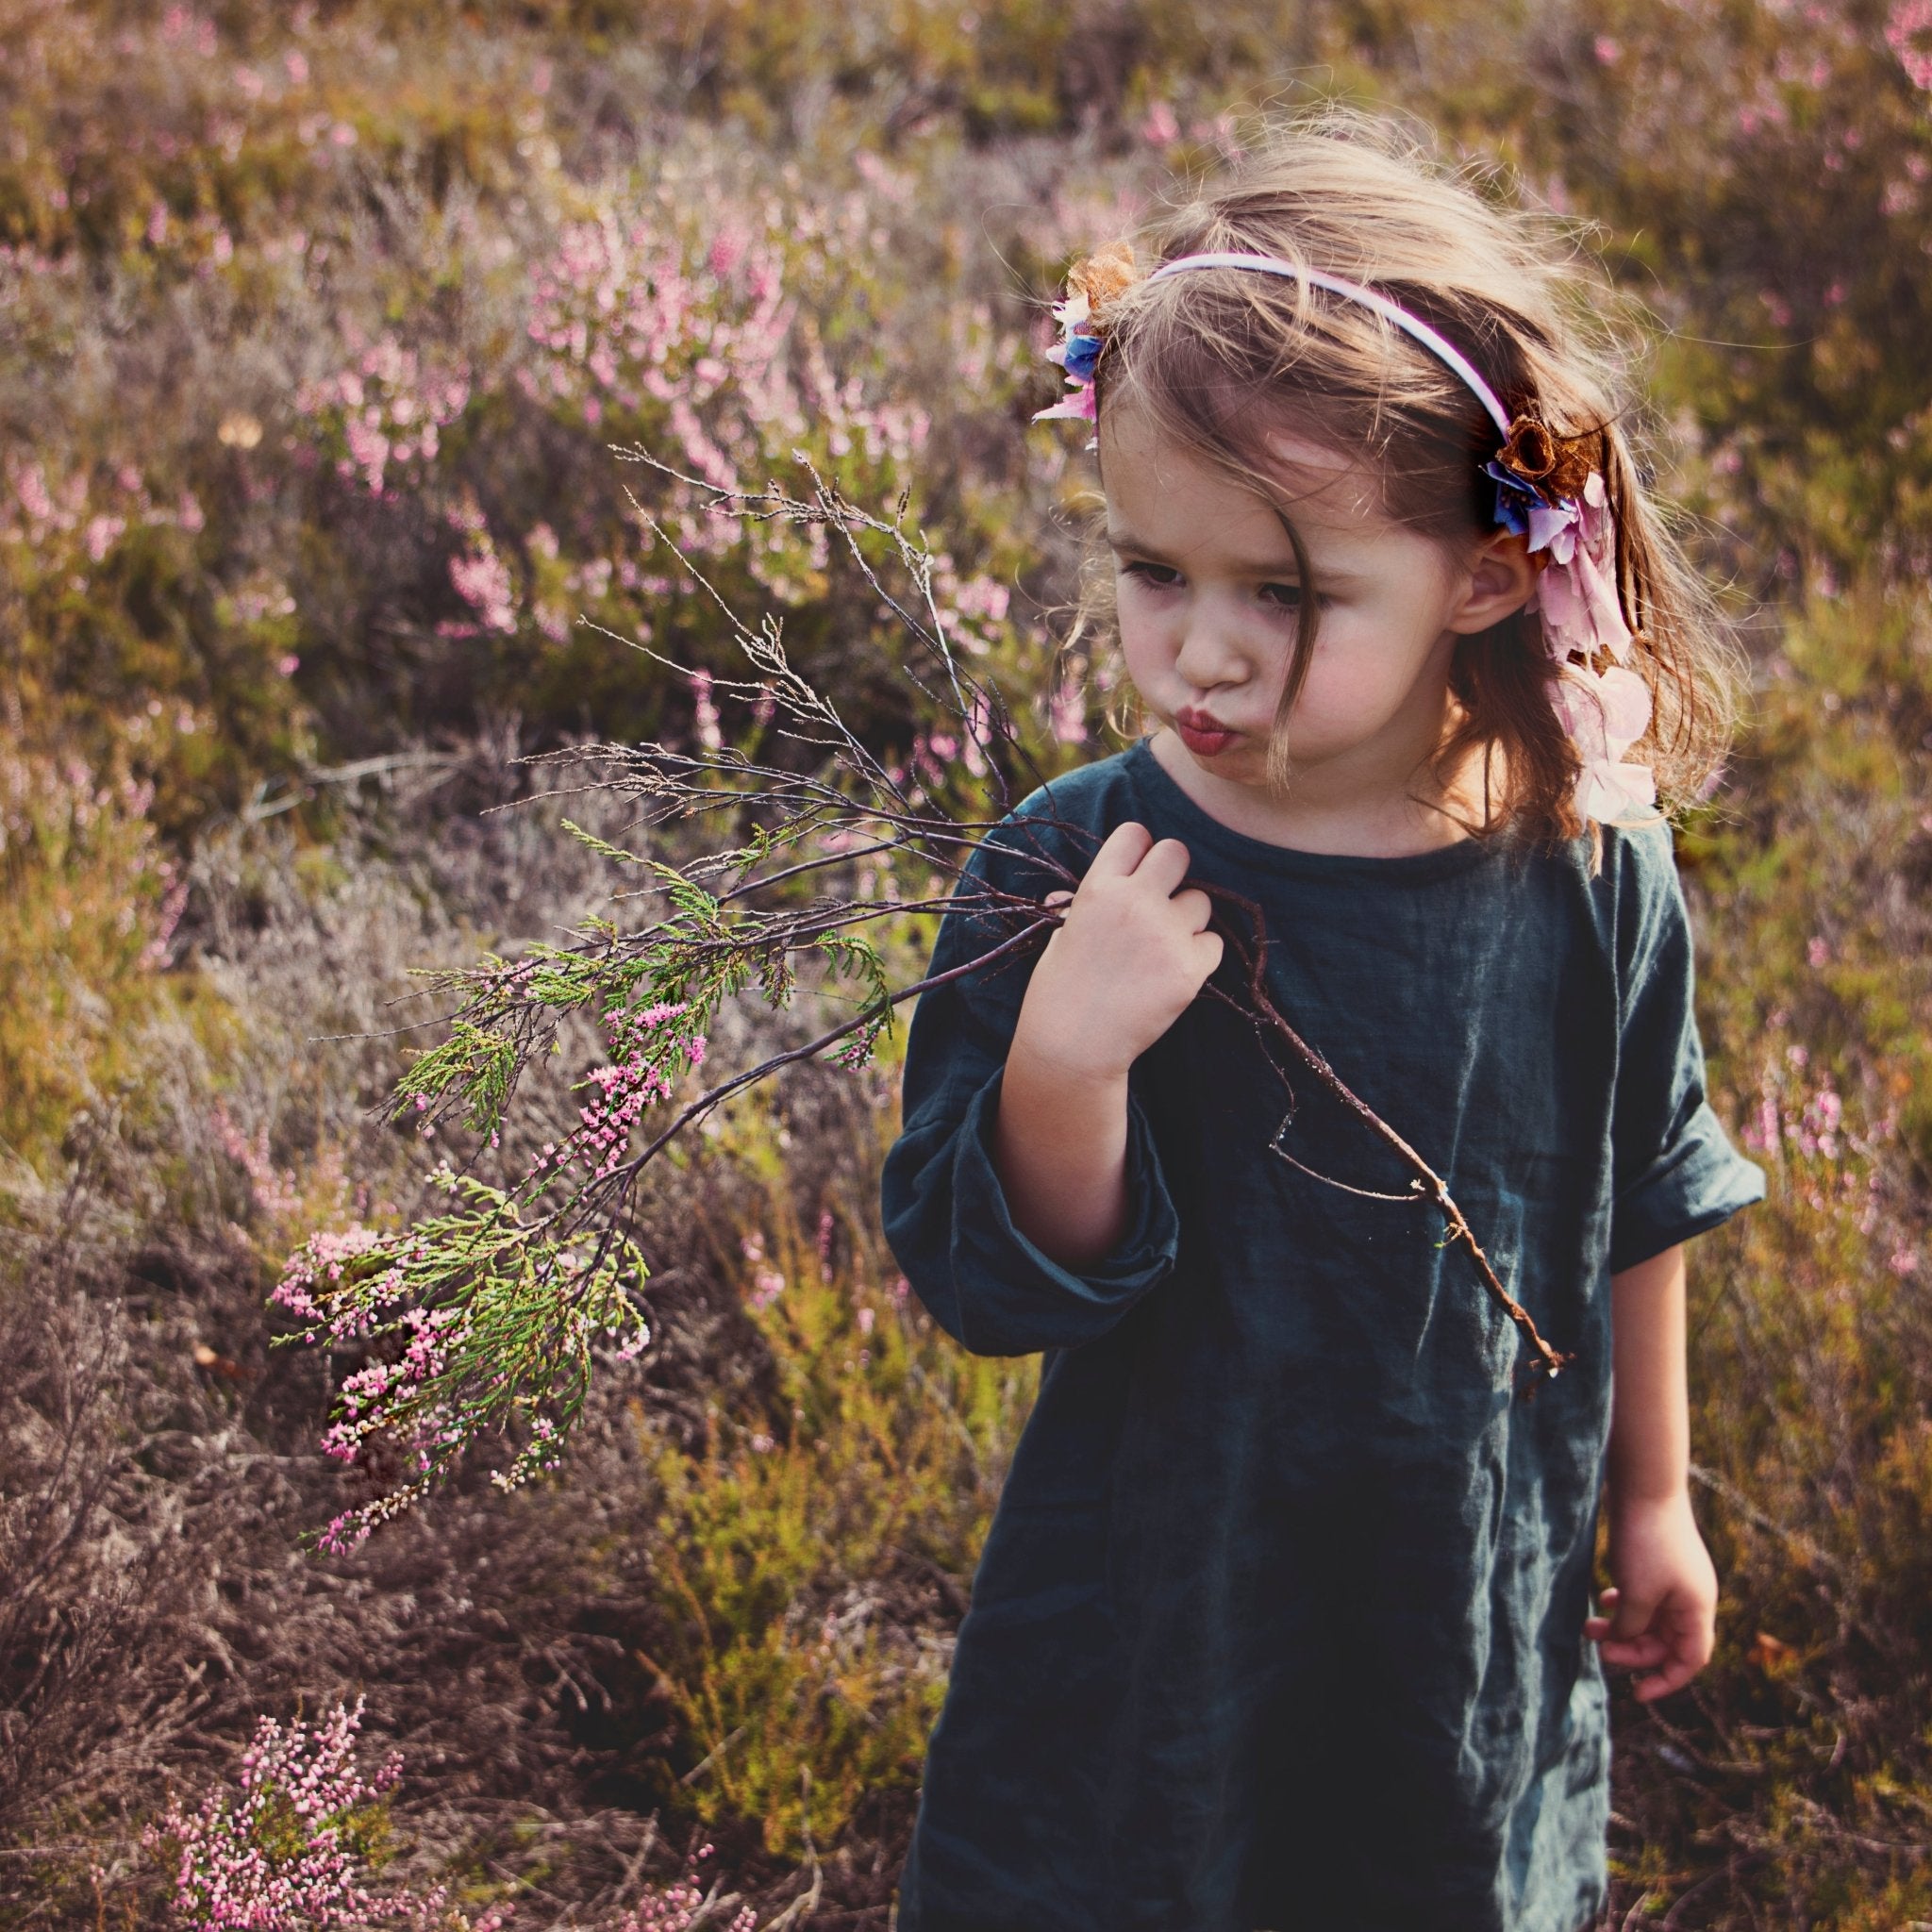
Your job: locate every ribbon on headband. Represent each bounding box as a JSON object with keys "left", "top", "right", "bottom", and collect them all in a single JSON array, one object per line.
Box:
[{"left": 1036, "top": 247, "right": 1656, "bottom": 828}]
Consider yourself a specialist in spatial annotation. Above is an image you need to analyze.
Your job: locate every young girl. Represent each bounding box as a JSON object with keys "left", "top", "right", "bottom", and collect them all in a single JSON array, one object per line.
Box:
[{"left": 878, "top": 112, "right": 1763, "bottom": 1932}]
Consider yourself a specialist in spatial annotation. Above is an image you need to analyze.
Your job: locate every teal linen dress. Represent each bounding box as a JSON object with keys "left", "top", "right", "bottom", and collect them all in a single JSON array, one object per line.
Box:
[{"left": 878, "top": 737, "right": 1763, "bottom": 1932}]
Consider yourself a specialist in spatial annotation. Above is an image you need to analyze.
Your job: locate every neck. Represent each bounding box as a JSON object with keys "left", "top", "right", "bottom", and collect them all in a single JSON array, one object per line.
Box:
[{"left": 1150, "top": 727, "right": 1478, "bottom": 858}]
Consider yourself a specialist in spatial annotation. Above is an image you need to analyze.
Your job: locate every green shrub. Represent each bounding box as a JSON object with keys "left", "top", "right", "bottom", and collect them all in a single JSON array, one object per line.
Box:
[{"left": 641, "top": 1122, "right": 1034, "bottom": 1857}]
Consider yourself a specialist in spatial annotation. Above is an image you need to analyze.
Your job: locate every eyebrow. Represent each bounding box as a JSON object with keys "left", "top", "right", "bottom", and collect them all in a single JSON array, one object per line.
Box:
[{"left": 1104, "top": 525, "right": 1371, "bottom": 585}]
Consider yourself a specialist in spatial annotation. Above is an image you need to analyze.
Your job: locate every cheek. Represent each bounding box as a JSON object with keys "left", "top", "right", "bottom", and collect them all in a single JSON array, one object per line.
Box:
[
  {"left": 1293, "top": 613, "right": 1449, "bottom": 719},
  {"left": 1114, "top": 598, "right": 1171, "bottom": 671}
]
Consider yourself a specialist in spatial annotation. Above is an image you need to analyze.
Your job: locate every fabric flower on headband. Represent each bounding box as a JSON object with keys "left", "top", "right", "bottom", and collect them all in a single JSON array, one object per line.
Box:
[
  {"left": 1032, "top": 247, "right": 1659, "bottom": 831},
  {"left": 1034, "top": 243, "right": 1136, "bottom": 435},
  {"left": 1490, "top": 424, "right": 1656, "bottom": 818},
  {"left": 1035, "top": 292, "right": 1100, "bottom": 424}
]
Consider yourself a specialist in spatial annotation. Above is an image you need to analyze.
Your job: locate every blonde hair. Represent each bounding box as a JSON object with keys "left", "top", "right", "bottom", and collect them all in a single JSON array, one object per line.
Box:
[{"left": 1059, "top": 107, "right": 1742, "bottom": 845}]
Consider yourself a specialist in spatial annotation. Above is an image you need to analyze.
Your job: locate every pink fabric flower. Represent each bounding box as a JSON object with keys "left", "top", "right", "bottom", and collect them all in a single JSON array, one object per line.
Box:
[
  {"left": 1524, "top": 473, "right": 1635, "bottom": 665},
  {"left": 1033, "top": 382, "right": 1097, "bottom": 424},
  {"left": 1034, "top": 288, "right": 1101, "bottom": 424},
  {"left": 1551, "top": 663, "right": 1656, "bottom": 824}
]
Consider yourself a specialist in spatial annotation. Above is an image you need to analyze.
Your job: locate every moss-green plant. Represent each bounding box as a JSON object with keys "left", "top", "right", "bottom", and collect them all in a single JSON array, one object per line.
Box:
[{"left": 641, "top": 1173, "right": 1035, "bottom": 1857}]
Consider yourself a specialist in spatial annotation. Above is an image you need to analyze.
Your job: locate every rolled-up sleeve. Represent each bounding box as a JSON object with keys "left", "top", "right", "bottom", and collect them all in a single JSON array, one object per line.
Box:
[
  {"left": 1607, "top": 826, "right": 1765, "bottom": 1273},
  {"left": 879, "top": 808, "right": 1182, "bottom": 1356}
]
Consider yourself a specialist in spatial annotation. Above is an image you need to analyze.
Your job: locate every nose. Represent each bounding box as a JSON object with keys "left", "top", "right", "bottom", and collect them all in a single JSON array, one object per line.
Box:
[{"left": 1171, "top": 592, "right": 1255, "bottom": 692}]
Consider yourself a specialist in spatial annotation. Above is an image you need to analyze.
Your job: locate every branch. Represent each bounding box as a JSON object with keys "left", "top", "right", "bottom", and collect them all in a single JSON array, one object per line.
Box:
[{"left": 1199, "top": 882, "right": 1573, "bottom": 1393}]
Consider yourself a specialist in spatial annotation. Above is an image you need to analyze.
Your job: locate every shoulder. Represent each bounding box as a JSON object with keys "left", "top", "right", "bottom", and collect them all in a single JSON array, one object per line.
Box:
[
  {"left": 1604, "top": 814, "right": 1682, "bottom": 893},
  {"left": 1589, "top": 815, "right": 1696, "bottom": 1009},
  {"left": 1601, "top": 815, "right": 1689, "bottom": 934},
  {"left": 969, "top": 747, "right": 1147, "bottom": 888},
  {"left": 1006, "top": 745, "right": 1145, "bottom": 835},
  {"left": 1541, "top": 814, "right": 1683, "bottom": 923}
]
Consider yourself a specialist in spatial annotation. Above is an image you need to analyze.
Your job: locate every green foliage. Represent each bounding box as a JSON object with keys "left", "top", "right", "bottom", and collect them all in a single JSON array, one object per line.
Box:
[
  {"left": 0, "top": 748, "right": 183, "bottom": 1171},
  {"left": 641, "top": 1177, "right": 1035, "bottom": 1858}
]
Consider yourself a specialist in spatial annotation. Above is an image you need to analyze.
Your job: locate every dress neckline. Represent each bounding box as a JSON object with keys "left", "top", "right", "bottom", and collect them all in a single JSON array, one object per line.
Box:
[{"left": 1123, "top": 736, "right": 1509, "bottom": 885}]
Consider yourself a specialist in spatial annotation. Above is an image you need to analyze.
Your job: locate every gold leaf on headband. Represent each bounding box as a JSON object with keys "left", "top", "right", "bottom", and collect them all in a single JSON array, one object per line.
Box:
[{"left": 1070, "top": 242, "right": 1139, "bottom": 318}]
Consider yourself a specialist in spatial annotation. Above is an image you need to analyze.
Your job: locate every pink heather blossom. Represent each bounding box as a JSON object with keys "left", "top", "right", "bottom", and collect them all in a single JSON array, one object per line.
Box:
[
  {"left": 344, "top": 416, "right": 389, "bottom": 491},
  {"left": 212, "top": 1104, "right": 304, "bottom": 1224},
  {"left": 85, "top": 513, "right": 125, "bottom": 561},
  {"left": 1888, "top": 0, "right": 1932, "bottom": 88},
  {"left": 1049, "top": 671, "right": 1090, "bottom": 744},
  {"left": 691, "top": 667, "right": 724, "bottom": 750},
  {"left": 615, "top": 1845, "right": 758, "bottom": 1931},
  {"left": 16, "top": 463, "right": 54, "bottom": 524},
  {"left": 449, "top": 546, "right": 516, "bottom": 632},
  {"left": 708, "top": 224, "right": 749, "bottom": 277},
  {"left": 1141, "top": 100, "right": 1181, "bottom": 145},
  {"left": 272, "top": 1223, "right": 390, "bottom": 1325},
  {"left": 140, "top": 1698, "right": 449, "bottom": 1932}
]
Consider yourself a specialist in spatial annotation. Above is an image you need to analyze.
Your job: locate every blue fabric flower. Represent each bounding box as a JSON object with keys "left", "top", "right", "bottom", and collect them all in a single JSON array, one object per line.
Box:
[
  {"left": 1063, "top": 332, "right": 1102, "bottom": 382},
  {"left": 1486, "top": 459, "right": 1544, "bottom": 537}
]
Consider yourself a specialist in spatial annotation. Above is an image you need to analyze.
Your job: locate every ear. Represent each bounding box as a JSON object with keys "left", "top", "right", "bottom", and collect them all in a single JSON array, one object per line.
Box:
[{"left": 1444, "top": 526, "right": 1537, "bottom": 635}]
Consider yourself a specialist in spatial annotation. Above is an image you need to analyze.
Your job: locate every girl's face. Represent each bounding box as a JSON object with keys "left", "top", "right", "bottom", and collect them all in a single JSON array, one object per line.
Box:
[{"left": 1101, "top": 396, "right": 1531, "bottom": 847}]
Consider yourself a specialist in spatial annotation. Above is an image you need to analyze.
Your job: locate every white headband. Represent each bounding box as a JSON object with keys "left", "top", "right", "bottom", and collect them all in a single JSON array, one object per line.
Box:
[{"left": 1146, "top": 251, "right": 1515, "bottom": 441}]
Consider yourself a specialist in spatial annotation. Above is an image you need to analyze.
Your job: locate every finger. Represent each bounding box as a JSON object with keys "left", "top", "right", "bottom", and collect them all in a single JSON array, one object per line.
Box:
[
  {"left": 1129, "top": 836, "right": 1194, "bottom": 893},
  {"left": 1595, "top": 1634, "right": 1671, "bottom": 1669},
  {"left": 1088, "top": 821, "right": 1155, "bottom": 877},
  {"left": 1192, "top": 930, "right": 1224, "bottom": 977},
  {"left": 1607, "top": 1591, "right": 1659, "bottom": 1642},
  {"left": 1042, "top": 889, "right": 1074, "bottom": 910},
  {"left": 1631, "top": 1652, "right": 1703, "bottom": 1703},
  {"left": 1173, "top": 886, "right": 1216, "bottom": 933}
]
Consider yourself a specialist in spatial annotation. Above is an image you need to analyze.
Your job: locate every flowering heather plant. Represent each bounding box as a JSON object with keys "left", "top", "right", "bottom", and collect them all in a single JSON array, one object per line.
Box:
[
  {"left": 613, "top": 1844, "right": 758, "bottom": 1932},
  {"left": 142, "top": 1696, "right": 506, "bottom": 1932}
]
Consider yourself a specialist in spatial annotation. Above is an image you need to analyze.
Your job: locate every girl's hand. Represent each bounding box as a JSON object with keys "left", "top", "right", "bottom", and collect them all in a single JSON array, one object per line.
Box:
[
  {"left": 1018, "top": 820, "right": 1223, "bottom": 1085},
  {"left": 1584, "top": 1490, "right": 1718, "bottom": 1703}
]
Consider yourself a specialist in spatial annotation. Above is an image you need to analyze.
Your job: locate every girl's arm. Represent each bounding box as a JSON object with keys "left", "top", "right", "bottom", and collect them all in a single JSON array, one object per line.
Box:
[
  {"left": 989, "top": 824, "right": 1221, "bottom": 1272},
  {"left": 991, "top": 1044, "right": 1131, "bottom": 1271},
  {"left": 1585, "top": 1241, "right": 1719, "bottom": 1701}
]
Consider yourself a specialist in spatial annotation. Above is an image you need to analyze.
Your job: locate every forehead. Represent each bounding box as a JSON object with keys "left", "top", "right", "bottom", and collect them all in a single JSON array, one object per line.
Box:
[{"left": 1100, "top": 396, "right": 1404, "bottom": 556}]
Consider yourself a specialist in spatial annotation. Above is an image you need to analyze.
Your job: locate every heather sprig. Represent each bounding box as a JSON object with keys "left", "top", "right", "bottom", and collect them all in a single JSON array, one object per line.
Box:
[
  {"left": 273, "top": 1168, "right": 651, "bottom": 1556},
  {"left": 271, "top": 465, "right": 1055, "bottom": 1550}
]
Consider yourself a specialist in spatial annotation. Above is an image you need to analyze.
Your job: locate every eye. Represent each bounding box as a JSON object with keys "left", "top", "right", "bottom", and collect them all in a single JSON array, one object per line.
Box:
[
  {"left": 1119, "top": 560, "right": 1180, "bottom": 590},
  {"left": 1261, "top": 582, "right": 1328, "bottom": 610}
]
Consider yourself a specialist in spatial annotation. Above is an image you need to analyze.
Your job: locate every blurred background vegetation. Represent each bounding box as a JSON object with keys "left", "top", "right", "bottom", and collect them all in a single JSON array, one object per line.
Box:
[{"left": 3, "top": 0, "right": 1931, "bottom": 1924}]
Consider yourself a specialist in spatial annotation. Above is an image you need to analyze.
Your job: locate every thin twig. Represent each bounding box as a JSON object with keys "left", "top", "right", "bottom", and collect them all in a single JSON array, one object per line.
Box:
[{"left": 1201, "top": 880, "right": 1574, "bottom": 1392}]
